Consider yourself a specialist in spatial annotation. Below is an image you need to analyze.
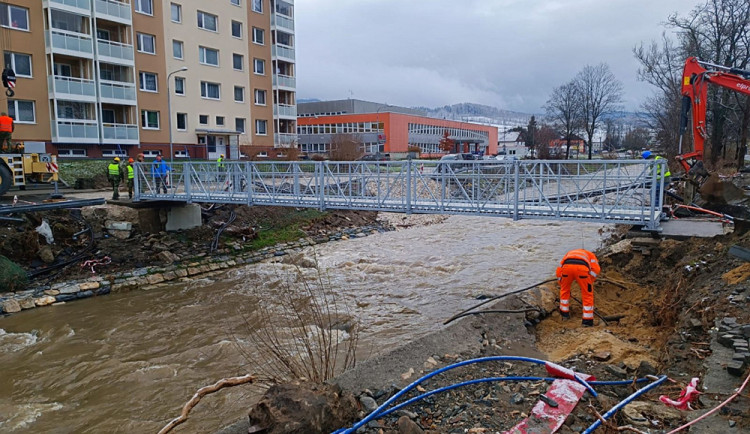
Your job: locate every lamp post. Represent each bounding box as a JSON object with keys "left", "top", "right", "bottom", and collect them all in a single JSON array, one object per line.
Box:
[{"left": 167, "top": 66, "right": 188, "bottom": 168}]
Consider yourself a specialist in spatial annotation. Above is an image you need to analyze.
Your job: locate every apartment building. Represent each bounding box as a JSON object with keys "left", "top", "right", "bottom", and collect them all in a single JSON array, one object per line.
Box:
[{"left": 0, "top": 0, "right": 296, "bottom": 159}]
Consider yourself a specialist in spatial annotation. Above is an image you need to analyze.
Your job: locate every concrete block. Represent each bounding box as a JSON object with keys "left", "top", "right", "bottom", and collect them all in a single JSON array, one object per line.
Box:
[{"left": 165, "top": 204, "right": 202, "bottom": 232}]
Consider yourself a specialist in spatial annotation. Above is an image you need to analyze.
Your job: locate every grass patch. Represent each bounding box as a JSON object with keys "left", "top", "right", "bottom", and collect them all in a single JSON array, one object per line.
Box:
[{"left": 244, "top": 209, "right": 327, "bottom": 251}]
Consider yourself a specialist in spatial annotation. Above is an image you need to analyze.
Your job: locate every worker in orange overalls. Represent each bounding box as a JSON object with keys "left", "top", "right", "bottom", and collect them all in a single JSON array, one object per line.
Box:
[
  {"left": 0, "top": 111, "right": 14, "bottom": 152},
  {"left": 556, "top": 249, "right": 600, "bottom": 327}
]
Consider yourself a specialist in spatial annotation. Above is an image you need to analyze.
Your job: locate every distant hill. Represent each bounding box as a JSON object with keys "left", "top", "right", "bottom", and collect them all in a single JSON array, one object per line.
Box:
[{"left": 414, "top": 103, "right": 535, "bottom": 130}]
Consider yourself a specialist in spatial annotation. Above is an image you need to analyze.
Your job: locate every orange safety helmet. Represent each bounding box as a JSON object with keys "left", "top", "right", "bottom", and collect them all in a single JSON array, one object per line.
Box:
[{"left": 128, "top": 158, "right": 134, "bottom": 163}]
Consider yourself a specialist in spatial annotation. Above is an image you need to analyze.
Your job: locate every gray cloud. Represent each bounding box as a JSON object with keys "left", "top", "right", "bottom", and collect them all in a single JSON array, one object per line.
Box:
[{"left": 296, "top": 0, "right": 703, "bottom": 113}]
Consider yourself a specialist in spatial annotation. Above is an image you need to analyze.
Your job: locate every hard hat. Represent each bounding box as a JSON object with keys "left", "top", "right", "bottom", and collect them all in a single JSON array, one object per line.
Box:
[
  {"left": 114, "top": 157, "right": 121, "bottom": 162},
  {"left": 641, "top": 150, "right": 652, "bottom": 159},
  {"left": 220, "top": 154, "right": 225, "bottom": 157},
  {"left": 128, "top": 158, "right": 134, "bottom": 163}
]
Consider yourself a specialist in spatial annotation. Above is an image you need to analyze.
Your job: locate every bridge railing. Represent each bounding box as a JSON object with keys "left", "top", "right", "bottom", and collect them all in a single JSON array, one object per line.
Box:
[{"left": 133, "top": 159, "right": 665, "bottom": 230}]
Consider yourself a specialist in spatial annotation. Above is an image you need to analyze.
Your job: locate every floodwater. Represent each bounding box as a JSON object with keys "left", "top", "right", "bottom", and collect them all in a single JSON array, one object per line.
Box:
[{"left": 0, "top": 216, "right": 606, "bottom": 433}]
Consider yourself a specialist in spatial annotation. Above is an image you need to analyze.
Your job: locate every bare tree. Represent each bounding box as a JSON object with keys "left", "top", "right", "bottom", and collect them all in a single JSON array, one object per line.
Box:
[
  {"left": 329, "top": 133, "right": 364, "bottom": 161},
  {"left": 545, "top": 80, "right": 583, "bottom": 159},
  {"left": 574, "top": 63, "right": 624, "bottom": 159}
]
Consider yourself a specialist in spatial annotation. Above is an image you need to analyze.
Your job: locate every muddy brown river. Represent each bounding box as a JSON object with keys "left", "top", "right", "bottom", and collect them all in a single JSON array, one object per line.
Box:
[{"left": 0, "top": 216, "right": 606, "bottom": 433}]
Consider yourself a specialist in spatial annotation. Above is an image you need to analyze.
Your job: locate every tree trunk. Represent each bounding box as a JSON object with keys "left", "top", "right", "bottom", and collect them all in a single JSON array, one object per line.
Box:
[
  {"left": 587, "top": 132, "right": 594, "bottom": 160},
  {"left": 565, "top": 137, "right": 572, "bottom": 159},
  {"left": 739, "top": 96, "right": 750, "bottom": 169}
]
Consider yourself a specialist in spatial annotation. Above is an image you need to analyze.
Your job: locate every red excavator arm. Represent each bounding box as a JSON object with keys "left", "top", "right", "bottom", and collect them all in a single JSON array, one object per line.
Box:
[{"left": 678, "top": 57, "right": 750, "bottom": 175}]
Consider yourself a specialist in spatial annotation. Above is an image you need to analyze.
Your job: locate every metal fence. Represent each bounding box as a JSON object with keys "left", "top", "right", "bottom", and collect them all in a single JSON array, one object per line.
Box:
[{"left": 134, "top": 159, "right": 666, "bottom": 230}]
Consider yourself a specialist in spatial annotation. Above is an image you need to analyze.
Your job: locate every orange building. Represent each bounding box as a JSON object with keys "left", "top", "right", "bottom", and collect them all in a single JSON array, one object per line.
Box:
[{"left": 297, "top": 100, "right": 497, "bottom": 158}]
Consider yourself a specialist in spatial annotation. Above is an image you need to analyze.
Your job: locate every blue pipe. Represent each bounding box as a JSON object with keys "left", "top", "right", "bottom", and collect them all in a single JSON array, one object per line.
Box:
[
  {"left": 374, "top": 376, "right": 651, "bottom": 420},
  {"left": 582, "top": 375, "right": 668, "bottom": 434},
  {"left": 333, "top": 356, "right": 594, "bottom": 434}
]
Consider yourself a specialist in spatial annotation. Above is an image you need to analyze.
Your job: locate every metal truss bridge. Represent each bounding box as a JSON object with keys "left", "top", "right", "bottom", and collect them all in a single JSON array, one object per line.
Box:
[{"left": 134, "top": 159, "right": 667, "bottom": 230}]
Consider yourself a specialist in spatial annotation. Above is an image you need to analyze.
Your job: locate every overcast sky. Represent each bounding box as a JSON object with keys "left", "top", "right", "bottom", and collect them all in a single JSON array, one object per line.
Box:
[{"left": 295, "top": 0, "right": 705, "bottom": 114}]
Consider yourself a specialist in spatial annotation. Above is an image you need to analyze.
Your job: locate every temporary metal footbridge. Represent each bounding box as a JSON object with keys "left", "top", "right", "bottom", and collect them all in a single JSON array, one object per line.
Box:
[{"left": 134, "top": 159, "right": 667, "bottom": 230}]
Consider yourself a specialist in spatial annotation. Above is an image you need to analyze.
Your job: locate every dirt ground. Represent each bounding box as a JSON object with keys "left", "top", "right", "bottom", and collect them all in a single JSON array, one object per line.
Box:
[{"left": 0, "top": 205, "right": 380, "bottom": 286}]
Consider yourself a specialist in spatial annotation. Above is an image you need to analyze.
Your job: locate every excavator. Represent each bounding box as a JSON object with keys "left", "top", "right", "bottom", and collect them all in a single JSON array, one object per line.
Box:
[{"left": 677, "top": 56, "right": 749, "bottom": 203}]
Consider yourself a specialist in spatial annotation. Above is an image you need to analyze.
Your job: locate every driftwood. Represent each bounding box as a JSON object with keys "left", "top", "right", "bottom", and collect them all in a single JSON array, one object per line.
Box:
[{"left": 158, "top": 374, "right": 256, "bottom": 434}]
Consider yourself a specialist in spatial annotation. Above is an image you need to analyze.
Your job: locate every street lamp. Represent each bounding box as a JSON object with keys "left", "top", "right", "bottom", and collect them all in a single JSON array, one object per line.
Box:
[{"left": 167, "top": 66, "right": 188, "bottom": 168}]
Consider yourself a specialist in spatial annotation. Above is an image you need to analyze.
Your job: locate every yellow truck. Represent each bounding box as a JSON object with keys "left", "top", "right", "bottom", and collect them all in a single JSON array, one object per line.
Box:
[{"left": 0, "top": 142, "right": 60, "bottom": 196}]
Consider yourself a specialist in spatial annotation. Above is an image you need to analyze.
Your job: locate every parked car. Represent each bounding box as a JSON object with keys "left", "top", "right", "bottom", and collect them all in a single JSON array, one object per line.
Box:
[
  {"left": 358, "top": 153, "right": 391, "bottom": 161},
  {"left": 437, "top": 153, "right": 475, "bottom": 172}
]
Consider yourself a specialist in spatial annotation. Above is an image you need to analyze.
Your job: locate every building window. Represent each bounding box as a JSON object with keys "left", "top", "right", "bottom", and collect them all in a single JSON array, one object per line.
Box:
[
  {"left": 255, "top": 119, "right": 267, "bottom": 135},
  {"left": 199, "top": 46, "right": 219, "bottom": 66},
  {"left": 231, "top": 0, "right": 241, "bottom": 5},
  {"left": 141, "top": 110, "right": 159, "bottom": 129},
  {"left": 257, "top": 151, "right": 268, "bottom": 158},
  {"left": 216, "top": 116, "right": 225, "bottom": 126},
  {"left": 254, "top": 89, "right": 266, "bottom": 105},
  {"left": 253, "top": 58, "right": 265, "bottom": 75},
  {"left": 197, "top": 11, "right": 218, "bottom": 32},
  {"left": 233, "top": 86, "right": 244, "bottom": 102},
  {"left": 232, "top": 53, "right": 243, "bottom": 71},
  {"left": 251, "top": 0, "right": 262, "bottom": 13},
  {"left": 170, "top": 3, "right": 181, "bottom": 22},
  {"left": 199, "top": 114, "right": 208, "bottom": 125},
  {"left": 200, "top": 81, "right": 220, "bottom": 99},
  {"left": 172, "top": 40, "right": 183, "bottom": 59},
  {"left": 252, "top": 27, "right": 264, "bottom": 45},
  {"left": 57, "top": 149, "right": 87, "bottom": 157},
  {"left": 0, "top": 4, "right": 29, "bottom": 30},
  {"left": 235, "top": 117, "right": 246, "bottom": 133},
  {"left": 137, "top": 33, "right": 156, "bottom": 54},
  {"left": 276, "top": 31, "right": 293, "bottom": 47},
  {"left": 174, "top": 77, "right": 185, "bottom": 95},
  {"left": 102, "top": 149, "right": 128, "bottom": 157},
  {"left": 135, "top": 0, "right": 153, "bottom": 15},
  {"left": 3, "top": 52, "right": 31, "bottom": 77},
  {"left": 139, "top": 72, "right": 157, "bottom": 92},
  {"left": 276, "top": 1, "right": 293, "bottom": 17},
  {"left": 175, "top": 150, "right": 189, "bottom": 158},
  {"left": 176, "top": 112, "right": 187, "bottom": 130},
  {"left": 231, "top": 20, "right": 242, "bottom": 38},
  {"left": 8, "top": 100, "right": 35, "bottom": 123}
]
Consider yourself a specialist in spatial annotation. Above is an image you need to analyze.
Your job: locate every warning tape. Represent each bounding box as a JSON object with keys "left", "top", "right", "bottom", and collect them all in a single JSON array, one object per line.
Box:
[{"left": 81, "top": 256, "right": 111, "bottom": 274}]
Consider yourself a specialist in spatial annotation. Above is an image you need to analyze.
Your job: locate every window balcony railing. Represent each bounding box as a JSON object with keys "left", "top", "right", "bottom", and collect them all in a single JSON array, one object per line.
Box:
[
  {"left": 275, "top": 133, "right": 298, "bottom": 146},
  {"left": 272, "top": 74, "right": 296, "bottom": 88},
  {"left": 97, "top": 39, "right": 134, "bottom": 63},
  {"left": 94, "top": 0, "right": 132, "bottom": 22},
  {"left": 46, "top": 30, "right": 94, "bottom": 57},
  {"left": 47, "top": 0, "right": 92, "bottom": 12},
  {"left": 272, "top": 45, "right": 295, "bottom": 61},
  {"left": 274, "top": 104, "right": 297, "bottom": 118},
  {"left": 48, "top": 75, "right": 97, "bottom": 98},
  {"left": 52, "top": 119, "right": 99, "bottom": 140},
  {"left": 102, "top": 123, "right": 139, "bottom": 141},
  {"left": 99, "top": 80, "right": 137, "bottom": 102},
  {"left": 271, "top": 14, "right": 294, "bottom": 31}
]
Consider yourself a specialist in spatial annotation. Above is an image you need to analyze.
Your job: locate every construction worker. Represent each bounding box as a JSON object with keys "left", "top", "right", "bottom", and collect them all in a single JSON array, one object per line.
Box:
[
  {"left": 0, "top": 111, "right": 14, "bottom": 152},
  {"left": 642, "top": 150, "right": 671, "bottom": 206},
  {"left": 127, "top": 158, "right": 135, "bottom": 199},
  {"left": 152, "top": 154, "right": 170, "bottom": 194},
  {"left": 136, "top": 153, "right": 145, "bottom": 163},
  {"left": 556, "top": 249, "right": 600, "bottom": 327},
  {"left": 107, "top": 157, "right": 121, "bottom": 200}
]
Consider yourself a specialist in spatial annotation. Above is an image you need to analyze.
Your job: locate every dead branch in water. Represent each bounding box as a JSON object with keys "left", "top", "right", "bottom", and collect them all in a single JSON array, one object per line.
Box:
[{"left": 158, "top": 374, "right": 256, "bottom": 434}]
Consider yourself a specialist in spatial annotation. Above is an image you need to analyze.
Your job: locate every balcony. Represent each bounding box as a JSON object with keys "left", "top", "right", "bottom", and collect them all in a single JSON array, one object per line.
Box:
[
  {"left": 271, "top": 14, "right": 294, "bottom": 32},
  {"left": 97, "top": 39, "right": 134, "bottom": 65},
  {"left": 275, "top": 133, "right": 298, "bottom": 147},
  {"left": 94, "top": 0, "right": 132, "bottom": 24},
  {"left": 102, "top": 123, "right": 139, "bottom": 143},
  {"left": 274, "top": 104, "right": 297, "bottom": 118},
  {"left": 52, "top": 119, "right": 99, "bottom": 143},
  {"left": 48, "top": 75, "right": 97, "bottom": 101},
  {"left": 46, "top": 30, "right": 94, "bottom": 58},
  {"left": 272, "top": 74, "right": 296, "bottom": 89},
  {"left": 272, "top": 45, "right": 295, "bottom": 61},
  {"left": 44, "top": 0, "right": 92, "bottom": 15},
  {"left": 99, "top": 80, "right": 137, "bottom": 104}
]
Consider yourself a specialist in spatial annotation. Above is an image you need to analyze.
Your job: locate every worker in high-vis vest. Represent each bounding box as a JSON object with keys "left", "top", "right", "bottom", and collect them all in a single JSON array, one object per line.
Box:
[
  {"left": 107, "top": 157, "right": 121, "bottom": 200},
  {"left": 0, "top": 111, "right": 14, "bottom": 152},
  {"left": 127, "top": 158, "right": 135, "bottom": 199},
  {"left": 642, "top": 150, "right": 671, "bottom": 206},
  {"left": 556, "top": 249, "right": 600, "bottom": 327}
]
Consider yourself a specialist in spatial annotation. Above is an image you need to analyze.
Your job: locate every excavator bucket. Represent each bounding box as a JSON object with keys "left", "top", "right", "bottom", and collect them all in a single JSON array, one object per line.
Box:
[{"left": 698, "top": 173, "right": 745, "bottom": 205}]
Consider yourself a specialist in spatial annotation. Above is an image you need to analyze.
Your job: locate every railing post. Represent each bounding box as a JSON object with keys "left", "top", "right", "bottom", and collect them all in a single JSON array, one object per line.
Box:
[
  {"left": 601, "top": 161, "right": 607, "bottom": 222},
  {"left": 134, "top": 162, "right": 140, "bottom": 201},
  {"left": 293, "top": 162, "right": 300, "bottom": 200},
  {"left": 513, "top": 160, "right": 520, "bottom": 221},
  {"left": 319, "top": 161, "right": 326, "bottom": 211},
  {"left": 184, "top": 162, "right": 192, "bottom": 203},
  {"left": 246, "top": 162, "right": 253, "bottom": 205},
  {"left": 406, "top": 159, "right": 412, "bottom": 214}
]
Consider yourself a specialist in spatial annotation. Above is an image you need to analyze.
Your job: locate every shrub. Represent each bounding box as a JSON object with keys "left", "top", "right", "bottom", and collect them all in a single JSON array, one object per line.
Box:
[{"left": 0, "top": 255, "right": 27, "bottom": 291}]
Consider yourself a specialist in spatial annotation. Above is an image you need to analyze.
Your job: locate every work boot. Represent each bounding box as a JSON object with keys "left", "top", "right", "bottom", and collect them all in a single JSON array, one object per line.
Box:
[
  {"left": 560, "top": 311, "right": 570, "bottom": 320},
  {"left": 582, "top": 319, "right": 594, "bottom": 327}
]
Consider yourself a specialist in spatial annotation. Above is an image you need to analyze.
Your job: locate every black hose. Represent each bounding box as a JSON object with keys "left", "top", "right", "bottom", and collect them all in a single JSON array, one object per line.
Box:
[
  {"left": 444, "top": 307, "right": 543, "bottom": 323},
  {"left": 210, "top": 210, "right": 236, "bottom": 253},
  {"left": 27, "top": 214, "right": 94, "bottom": 279},
  {"left": 444, "top": 278, "right": 557, "bottom": 325}
]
